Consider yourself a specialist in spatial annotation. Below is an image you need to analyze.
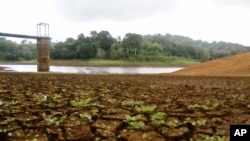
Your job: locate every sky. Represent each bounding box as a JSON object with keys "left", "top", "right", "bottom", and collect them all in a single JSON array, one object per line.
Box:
[{"left": 0, "top": 0, "right": 250, "bottom": 46}]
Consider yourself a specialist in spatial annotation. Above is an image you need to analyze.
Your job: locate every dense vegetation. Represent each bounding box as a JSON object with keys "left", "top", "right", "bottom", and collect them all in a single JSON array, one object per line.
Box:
[
  {"left": 0, "top": 31, "right": 249, "bottom": 63},
  {"left": 0, "top": 38, "right": 36, "bottom": 61}
]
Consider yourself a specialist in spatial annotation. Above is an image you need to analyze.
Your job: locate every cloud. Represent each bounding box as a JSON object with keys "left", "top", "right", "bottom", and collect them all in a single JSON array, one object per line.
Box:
[
  {"left": 52, "top": 0, "right": 177, "bottom": 22},
  {"left": 214, "top": 0, "right": 250, "bottom": 7}
]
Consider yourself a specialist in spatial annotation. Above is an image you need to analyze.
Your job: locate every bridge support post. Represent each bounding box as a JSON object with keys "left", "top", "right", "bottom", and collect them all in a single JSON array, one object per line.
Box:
[{"left": 37, "top": 38, "right": 50, "bottom": 72}]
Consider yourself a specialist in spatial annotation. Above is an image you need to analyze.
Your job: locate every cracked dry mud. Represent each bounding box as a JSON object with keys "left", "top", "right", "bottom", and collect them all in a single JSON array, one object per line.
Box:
[{"left": 0, "top": 72, "right": 249, "bottom": 141}]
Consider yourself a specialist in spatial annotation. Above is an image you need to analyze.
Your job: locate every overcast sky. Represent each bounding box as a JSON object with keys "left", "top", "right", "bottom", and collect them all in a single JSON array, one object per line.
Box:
[{"left": 0, "top": 0, "right": 250, "bottom": 46}]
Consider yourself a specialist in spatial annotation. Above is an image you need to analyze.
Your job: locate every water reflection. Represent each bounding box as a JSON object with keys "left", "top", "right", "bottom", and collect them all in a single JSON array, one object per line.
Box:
[{"left": 1, "top": 65, "right": 183, "bottom": 74}]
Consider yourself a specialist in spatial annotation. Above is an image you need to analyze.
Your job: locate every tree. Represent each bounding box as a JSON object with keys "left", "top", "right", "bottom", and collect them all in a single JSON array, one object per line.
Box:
[
  {"left": 89, "top": 31, "right": 98, "bottom": 43},
  {"left": 21, "top": 40, "right": 27, "bottom": 45},
  {"left": 90, "top": 31, "right": 98, "bottom": 38},
  {"left": 50, "top": 42, "right": 66, "bottom": 59},
  {"left": 122, "top": 33, "right": 142, "bottom": 56},
  {"left": 110, "top": 43, "right": 123, "bottom": 59},
  {"left": 75, "top": 43, "right": 95, "bottom": 59},
  {"left": 145, "top": 42, "right": 163, "bottom": 54},
  {"left": 77, "top": 33, "right": 85, "bottom": 43},
  {"left": 96, "top": 48, "right": 105, "bottom": 59},
  {"left": 95, "top": 31, "right": 114, "bottom": 57},
  {"left": 1, "top": 30, "right": 248, "bottom": 62}
]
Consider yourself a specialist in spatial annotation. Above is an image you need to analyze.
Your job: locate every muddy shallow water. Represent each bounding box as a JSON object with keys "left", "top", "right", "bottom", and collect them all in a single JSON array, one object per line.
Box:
[{"left": 0, "top": 72, "right": 249, "bottom": 140}]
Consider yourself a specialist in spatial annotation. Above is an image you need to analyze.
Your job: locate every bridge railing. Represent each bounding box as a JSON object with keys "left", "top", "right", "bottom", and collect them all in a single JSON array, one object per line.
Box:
[{"left": 0, "top": 32, "right": 51, "bottom": 40}]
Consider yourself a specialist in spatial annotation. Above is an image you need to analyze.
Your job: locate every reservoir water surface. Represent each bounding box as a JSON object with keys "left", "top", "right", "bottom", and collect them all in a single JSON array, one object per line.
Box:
[{"left": 1, "top": 65, "right": 183, "bottom": 74}]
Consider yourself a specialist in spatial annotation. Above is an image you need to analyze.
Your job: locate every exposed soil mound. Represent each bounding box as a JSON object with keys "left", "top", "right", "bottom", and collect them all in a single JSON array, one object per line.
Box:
[{"left": 172, "top": 52, "right": 250, "bottom": 76}]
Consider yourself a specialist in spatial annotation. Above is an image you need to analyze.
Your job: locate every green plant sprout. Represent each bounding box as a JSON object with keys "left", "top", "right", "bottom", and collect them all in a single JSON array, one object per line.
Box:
[
  {"left": 183, "top": 117, "right": 195, "bottom": 125},
  {"left": 212, "top": 102, "right": 219, "bottom": 108},
  {"left": 196, "top": 134, "right": 229, "bottom": 141},
  {"left": 166, "top": 119, "right": 180, "bottom": 129},
  {"left": 11, "top": 100, "right": 19, "bottom": 105},
  {"left": 127, "top": 121, "right": 145, "bottom": 129},
  {"left": 0, "top": 117, "right": 15, "bottom": 125},
  {"left": 95, "top": 137, "right": 101, "bottom": 141},
  {"left": 123, "top": 115, "right": 145, "bottom": 129},
  {"left": 135, "top": 105, "right": 157, "bottom": 113},
  {"left": 187, "top": 103, "right": 200, "bottom": 110},
  {"left": 121, "top": 100, "right": 143, "bottom": 107},
  {"left": 196, "top": 119, "right": 207, "bottom": 126},
  {"left": 184, "top": 117, "right": 201, "bottom": 126},
  {"left": 52, "top": 93, "right": 62, "bottom": 101},
  {"left": 124, "top": 115, "right": 143, "bottom": 122},
  {"left": 42, "top": 113, "right": 67, "bottom": 126},
  {"left": 81, "top": 90, "right": 94, "bottom": 95},
  {"left": 184, "top": 117, "right": 192, "bottom": 123},
  {"left": 70, "top": 98, "right": 91, "bottom": 108},
  {"left": 150, "top": 112, "right": 166, "bottom": 126},
  {"left": 36, "top": 96, "right": 47, "bottom": 105},
  {"left": 90, "top": 109, "right": 99, "bottom": 114},
  {"left": 232, "top": 94, "right": 245, "bottom": 101},
  {"left": 79, "top": 113, "right": 92, "bottom": 122}
]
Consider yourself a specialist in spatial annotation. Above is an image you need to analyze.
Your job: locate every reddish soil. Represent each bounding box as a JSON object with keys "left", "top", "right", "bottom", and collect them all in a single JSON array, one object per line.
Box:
[
  {"left": 0, "top": 72, "right": 249, "bottom": 140},
  {"left": 172, "top": 52, "right": 250, "bottom": 76}
]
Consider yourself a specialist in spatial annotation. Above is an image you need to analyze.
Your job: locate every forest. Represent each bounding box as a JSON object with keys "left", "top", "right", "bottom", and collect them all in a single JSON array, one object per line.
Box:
[{"left": 0, "top": 31, "right": 249, "bottom": 63}]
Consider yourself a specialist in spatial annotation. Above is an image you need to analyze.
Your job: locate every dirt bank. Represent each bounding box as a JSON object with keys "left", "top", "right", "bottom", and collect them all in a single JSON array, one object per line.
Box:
[{"left": 172, "top": 52, "right": 250, "bottom": 76}]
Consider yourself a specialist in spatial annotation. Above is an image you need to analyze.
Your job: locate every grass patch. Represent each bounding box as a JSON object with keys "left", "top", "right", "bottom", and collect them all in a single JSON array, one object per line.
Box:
[
  {"left": 51, "top": 57, "right": 199, "bottom": 66},
  {"left": 0, "top": 57, "right": 199, "bottom": 67}
]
